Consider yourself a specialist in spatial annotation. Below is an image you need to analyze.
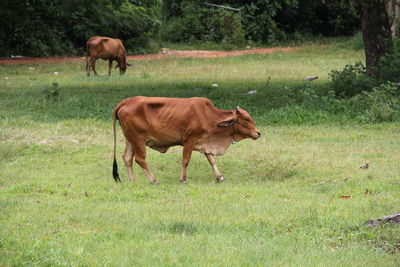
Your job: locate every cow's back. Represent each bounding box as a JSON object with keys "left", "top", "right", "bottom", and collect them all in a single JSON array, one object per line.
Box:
[{"left": 87, "top": 36, "right": 124, "bottom": 59}]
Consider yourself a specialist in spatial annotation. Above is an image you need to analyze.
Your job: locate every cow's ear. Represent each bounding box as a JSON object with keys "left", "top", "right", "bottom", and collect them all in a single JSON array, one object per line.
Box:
[
  {"left": 126, "top": 62, "right": 132, "bottom": 67},
  {"left": 115, "top": 64, "right": 119, "bottom": 69},
  {"left": 217, "top": 118, "right": 236, "bottom": 127}
]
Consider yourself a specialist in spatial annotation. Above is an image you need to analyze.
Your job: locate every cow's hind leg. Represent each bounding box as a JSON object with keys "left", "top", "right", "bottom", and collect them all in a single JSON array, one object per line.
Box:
[
  {"left": 205, "top": 153, "right": 224, "bottom": 182},
  {"left": 133, "top": 142, "right": 159, "bottom": 184},
  {"left": 179, "top": 142, "right": 195, "bottom": 183},
  {"left": 123, "top": 140, "right": 136, "bottom": 182},
  {"left": 90, "top": 58, "right": 98, "bottom": 76},
  {"left": 86, "top": 58, "right": 90, "bottom": 76}
]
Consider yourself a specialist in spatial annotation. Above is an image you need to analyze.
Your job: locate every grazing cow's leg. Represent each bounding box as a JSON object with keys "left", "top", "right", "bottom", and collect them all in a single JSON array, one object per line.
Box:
[
  {"left": 108, "top": 60, "right": 112, "bottom": 76},
  {"left": 86, "top": 57, "right": 90, "bottom": 76},
  {"left": 133, "top": 142, "right": 159, "bottom": 184},
  {"left": 180, "top": 142, "right": 195, "bottom": 183},
  {"left": 205, "top": 154, "right": 224, "bottom": 182},
  {"left": 123, "top": 140, "right": 136, "bottom": 182},
  {"left": 90, "top": 58, "right": 98, "bottom": 76}
]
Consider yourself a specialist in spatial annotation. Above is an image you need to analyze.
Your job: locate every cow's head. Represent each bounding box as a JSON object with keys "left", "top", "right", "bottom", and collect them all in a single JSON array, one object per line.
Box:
[
  {"left": 217, "top": 107, "right": 261, "bottom": 141},
  {"left": 116, "top": 59, "right": 131, "bottom": 75}
]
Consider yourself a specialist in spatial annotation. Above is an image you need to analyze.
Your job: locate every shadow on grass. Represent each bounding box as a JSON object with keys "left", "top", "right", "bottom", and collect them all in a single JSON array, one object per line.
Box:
[
  {"left": 152, "top": 221, "right": 199, "bottom": 235},
  {"left": 151, "top": 220, "right": 290, "bottom": 237},
  {"left": 0, "top": 80, "right": 325, "bottom": 125}
]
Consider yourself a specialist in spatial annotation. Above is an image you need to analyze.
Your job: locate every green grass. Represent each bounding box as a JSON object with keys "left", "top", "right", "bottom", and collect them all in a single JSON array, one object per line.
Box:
[{"left": 1, "top": 41, "right": 399, "bottom": 266}]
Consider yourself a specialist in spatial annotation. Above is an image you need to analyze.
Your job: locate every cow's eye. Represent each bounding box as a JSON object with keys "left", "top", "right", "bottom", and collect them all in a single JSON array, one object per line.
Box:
[{"left": 244, "top": 118, "right": 250, "bottom": 122}]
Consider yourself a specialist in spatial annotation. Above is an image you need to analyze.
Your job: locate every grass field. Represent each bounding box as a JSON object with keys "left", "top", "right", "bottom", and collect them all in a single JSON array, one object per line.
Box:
[{"left": 1, "top": 41, "right": 399, "bottom": 266}]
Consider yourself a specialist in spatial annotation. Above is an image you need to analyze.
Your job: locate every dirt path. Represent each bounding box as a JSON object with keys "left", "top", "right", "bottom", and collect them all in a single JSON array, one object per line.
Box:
[{"left": 0, "top": 47, "right": 293, "bottom": 65}]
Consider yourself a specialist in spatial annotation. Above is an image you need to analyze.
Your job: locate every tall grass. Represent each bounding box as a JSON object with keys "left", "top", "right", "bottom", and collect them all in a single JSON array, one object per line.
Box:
[{"left": 1, "top": 41, "right": 399, "bottom": 266}]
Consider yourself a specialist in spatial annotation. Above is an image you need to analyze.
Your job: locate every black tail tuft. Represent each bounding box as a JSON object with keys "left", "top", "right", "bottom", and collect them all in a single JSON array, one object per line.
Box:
[{"left": 113, "top": 159, "right": 121, "bottom": 182}]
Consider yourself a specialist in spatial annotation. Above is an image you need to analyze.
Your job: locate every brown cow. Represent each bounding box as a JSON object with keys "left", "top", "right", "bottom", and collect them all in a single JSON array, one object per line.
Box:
[
  {"left": 86, "top": 36, "right": 130, "bottom": 76},
  {"left": 112, "top": 96, "right": 261, "bottom": 184}
]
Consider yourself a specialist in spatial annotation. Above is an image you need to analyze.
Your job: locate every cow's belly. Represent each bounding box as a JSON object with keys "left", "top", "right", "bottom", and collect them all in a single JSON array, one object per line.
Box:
[{"left": 145, "top": 138, "right": 181, "bottom": 153}]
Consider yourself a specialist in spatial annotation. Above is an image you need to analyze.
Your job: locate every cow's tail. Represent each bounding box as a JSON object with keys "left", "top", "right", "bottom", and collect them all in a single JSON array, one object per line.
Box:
[{"left": 112, "top": 104, "right": 122, "bottom": 182}]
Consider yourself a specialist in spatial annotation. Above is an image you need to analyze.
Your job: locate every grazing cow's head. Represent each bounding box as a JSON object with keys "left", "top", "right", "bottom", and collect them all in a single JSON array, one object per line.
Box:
[
  {"left": 116, "top": 59, "right": 131, "bottom": 75},
  {"left": 217, "top": 107, "right": 261, "bottom": 141}
]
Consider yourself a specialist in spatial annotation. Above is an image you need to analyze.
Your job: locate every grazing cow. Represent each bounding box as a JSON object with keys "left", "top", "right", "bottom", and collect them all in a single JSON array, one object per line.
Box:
[
  {"left": 86, "top": 36, "right": 130, "bottom": 76},
  {"left": 112, "top": 96, "right": 261, "bottom": 184}
]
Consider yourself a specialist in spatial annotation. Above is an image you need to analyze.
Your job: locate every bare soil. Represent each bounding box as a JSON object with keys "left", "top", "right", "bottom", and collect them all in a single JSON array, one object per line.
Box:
[{"left": 0, "top": 47, "right": 293, "bottom": 65}]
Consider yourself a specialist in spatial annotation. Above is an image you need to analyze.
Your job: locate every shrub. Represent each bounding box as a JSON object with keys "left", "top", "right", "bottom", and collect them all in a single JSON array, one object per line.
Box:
[
  {"left": 285, "top": 82, "right": 346, "bottom": 114},
  {"left": 284, "top": 81, "right": 400, "bottom": 123},
  {"left": 160, "top": 17, "right": 186, "bottom": 43},
  {"left": 329, "top": 62, "right": 375, "bottom": 97},
  {"left": 41, "top": 83, "right": 60, "bottom": 101},
  {"left": 241, "top": 3, "right": 286, "bottom": 44},
  {"left": 220, "top": 11, "right": 245, "bottom": 47},
  {"left": 349, "top": 82, "right": 400, "bottom": 122}
]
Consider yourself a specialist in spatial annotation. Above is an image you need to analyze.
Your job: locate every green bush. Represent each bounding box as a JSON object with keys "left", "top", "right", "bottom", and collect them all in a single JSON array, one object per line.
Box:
[
  {"left": 349, "top": 82, "right": 400, "bottom": 122},
  {"left": 285, "top": 82, "right": 346, "bottom": 114},
  {"left": 329, "top": 62, "right": 375, "bottom": 97},
  {"left": 220, "top": 11, "right": 245, "bottom": 47},
  {"left": 241, "top": 3, "right": 286, "bottom": 44},
  {"left": 285, "top": 81, "right": 400, "bottom": 123}
]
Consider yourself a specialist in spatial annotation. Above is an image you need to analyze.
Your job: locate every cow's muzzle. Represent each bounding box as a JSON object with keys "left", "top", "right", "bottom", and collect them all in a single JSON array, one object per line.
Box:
[{"left": 252, "top": 131, "right": 261, "bottom": 140}]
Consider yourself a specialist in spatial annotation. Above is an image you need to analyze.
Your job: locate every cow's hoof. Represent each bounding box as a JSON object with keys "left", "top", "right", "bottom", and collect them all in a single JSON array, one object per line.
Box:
[
  {"left": 217, "top": 177, "right": 225, "bottom": 182},
  {"left": 180, "top": 180, "right": 188, "bottom": 184},
  {"left": 150, "top": 180, "right": 159, "bottom": 185}
]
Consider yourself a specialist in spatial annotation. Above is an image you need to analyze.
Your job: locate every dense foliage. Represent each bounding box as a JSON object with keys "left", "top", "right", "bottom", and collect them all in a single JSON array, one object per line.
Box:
[
  {"left": 0, "top": 0, "right": 360, "bottom": 57},
  {"left": 160, "top": 0, "right": 360, "bottom": 44},
  {"left": 0, "top": 0, "right": 160, "bottom": 56}
]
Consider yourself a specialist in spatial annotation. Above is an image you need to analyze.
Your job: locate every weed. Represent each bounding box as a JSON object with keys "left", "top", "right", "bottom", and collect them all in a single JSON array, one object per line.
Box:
[{"left": 41, "top": 82, "right": 60, "bottom": 101}]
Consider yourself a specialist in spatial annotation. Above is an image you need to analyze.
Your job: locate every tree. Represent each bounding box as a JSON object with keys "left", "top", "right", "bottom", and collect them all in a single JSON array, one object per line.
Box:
[
  {"left": 386, "top": 0, "right": 400, "bottom": 37},
  {"left": 357, "top": 0, "right": 393, "bottom": 78}
]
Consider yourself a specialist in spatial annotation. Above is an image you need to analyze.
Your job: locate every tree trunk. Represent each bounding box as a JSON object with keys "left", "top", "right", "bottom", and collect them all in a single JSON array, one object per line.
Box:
[
  {"left": 386, "top": 0, "right": 400, "bottom": 37},
  {"left": 360, "top": 0, "right": 393, "bottom": 78}
]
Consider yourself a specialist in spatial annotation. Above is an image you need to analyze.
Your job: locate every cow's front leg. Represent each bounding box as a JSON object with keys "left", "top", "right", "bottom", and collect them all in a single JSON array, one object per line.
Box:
[
  {"left": 180, "top": 142, "right": 195, "bottom": 183},
  {"left": 205, "top": 153, "right": 225, "bottom": 182},
  {"left": 86, "top": 59, "right": 90, "bottom": 76}
]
